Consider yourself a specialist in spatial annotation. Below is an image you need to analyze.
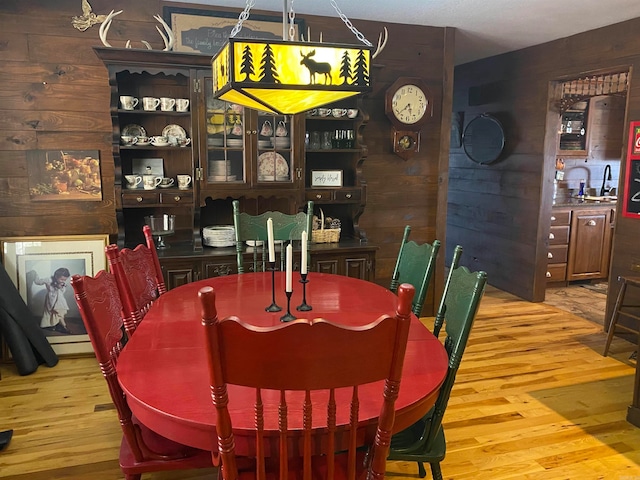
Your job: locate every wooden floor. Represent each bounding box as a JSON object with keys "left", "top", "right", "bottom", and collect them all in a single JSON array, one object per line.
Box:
[{"left": 1, "top": 286, "right": 640, "bottom": 479}]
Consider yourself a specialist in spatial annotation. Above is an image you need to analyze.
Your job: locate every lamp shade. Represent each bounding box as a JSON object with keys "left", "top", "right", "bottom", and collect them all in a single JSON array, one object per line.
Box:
[{"left": 212, "top": 38, "right": 373, "bottom": 115}]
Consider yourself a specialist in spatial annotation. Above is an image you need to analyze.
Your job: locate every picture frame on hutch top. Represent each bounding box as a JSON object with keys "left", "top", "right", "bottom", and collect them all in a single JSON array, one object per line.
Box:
[
  {"left": 162, "top": 6, "right": 305, "bottom": 55},
  {"left": 0, "top": 234, "right": 109, "bottom": 356}
]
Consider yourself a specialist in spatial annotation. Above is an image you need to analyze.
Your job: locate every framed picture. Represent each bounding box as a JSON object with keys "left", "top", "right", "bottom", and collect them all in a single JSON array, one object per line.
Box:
[
  {"left": 27, "top": 150, "right": 102, "bottom": 201},
  {"left": 311, "top": 170, "right": 343, "bottom": 187},
  {"left": 0, "top": 235, "right": 109, "bottom": 355},
  {"left": 163, "top": 6, "right": 305, "bottom": 55}
]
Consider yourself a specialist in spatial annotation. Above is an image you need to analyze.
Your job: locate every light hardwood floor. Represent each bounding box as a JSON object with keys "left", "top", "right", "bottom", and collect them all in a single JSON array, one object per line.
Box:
[{"left": 1, "top": 286, "right": 639, "bottom": 479}]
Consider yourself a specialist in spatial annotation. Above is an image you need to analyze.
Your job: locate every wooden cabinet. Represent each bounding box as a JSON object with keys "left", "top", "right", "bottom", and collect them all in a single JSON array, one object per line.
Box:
[
  {"left": 558, "top": 99, "right": 590, "bottom": 157},
  {"left": 567, "top": 207, "right": 614, "bottom": 281},
  {"left": 94, "top": 47, "right": 208, "bottom": 249},
  {"left": 546, "top": 205, "right": 614, "bottom": 284},
  {"left": 159, "top": 242, "right": 376, "bottom": 290},
  {"left": 95, "top": 48, "right": 375, "bottom": 283},
  {"left": 546, "top": 208, "right": 571, "bottom": 282}
]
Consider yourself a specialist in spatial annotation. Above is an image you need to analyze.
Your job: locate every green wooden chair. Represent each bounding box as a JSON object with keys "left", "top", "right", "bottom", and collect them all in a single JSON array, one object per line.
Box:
[
  {"left": 433, "top": 245, "right": 463, "bottom": 338},
  {"left": 390, "top": 225, "right": 440, "bottom": 317},
  {"left": 232, "top": 200, "right": 313, "bottom": 274},
  {"left": 387, "top": 265, "right": 488, "bottom": 479}
]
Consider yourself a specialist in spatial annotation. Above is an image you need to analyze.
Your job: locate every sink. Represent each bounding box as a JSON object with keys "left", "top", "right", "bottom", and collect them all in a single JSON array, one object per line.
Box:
[{"left": 584, "top": 195, "right": 617, "bottom": 202}]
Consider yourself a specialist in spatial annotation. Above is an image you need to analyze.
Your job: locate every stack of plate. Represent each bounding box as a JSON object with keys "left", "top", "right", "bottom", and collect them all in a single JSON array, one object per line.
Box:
[
  {"left": 258, "top": 140, "right": 271, "bottom": 149},
  {"left": 226, "top": 138, "right": 243, "bottom": 147},
  {"left": 209, "top": 160, "right": 231, "bottom": 175},
  {"left": 272, "top": 137, "right": 290, "bottom": 149},
  {"left": 203, "top": 225, "right": 236, "bottom": 247}
]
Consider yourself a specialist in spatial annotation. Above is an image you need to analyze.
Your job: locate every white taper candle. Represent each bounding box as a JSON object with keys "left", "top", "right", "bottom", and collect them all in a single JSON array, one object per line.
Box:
[
  {"left": 286, "top": 243, "right": 293, "bottom": 292},
  {"left": 267, "top": 218, "right": 275, "bottom": 263},
  {"left": 301, "top": 231, "right": 308, "bottom": 274}
]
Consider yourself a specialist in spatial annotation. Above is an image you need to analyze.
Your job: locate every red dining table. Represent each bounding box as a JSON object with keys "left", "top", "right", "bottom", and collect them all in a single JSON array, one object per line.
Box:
[{"left": 116, "top": 272, "right": 448, "bottom": 453}]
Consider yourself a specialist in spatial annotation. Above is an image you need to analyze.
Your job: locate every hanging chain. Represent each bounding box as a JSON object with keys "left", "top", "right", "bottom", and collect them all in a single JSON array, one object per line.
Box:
[
  {"left": 288, "top": 0, "right": 296, "bottom": 41},
  {"left": 329, "top": 0, "right": 372, "bottom": 46},
  {"left": 230, "top": 0, "right": 256, "bottom": 38}
]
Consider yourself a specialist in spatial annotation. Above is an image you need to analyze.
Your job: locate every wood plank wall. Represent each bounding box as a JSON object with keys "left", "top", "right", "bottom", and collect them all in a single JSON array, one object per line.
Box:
[
  {"left": 0, "top": 1, "right": 452, "bottom": 313},
  {"left": 449, "top": 17, "right": 640, "bottom": 312}
]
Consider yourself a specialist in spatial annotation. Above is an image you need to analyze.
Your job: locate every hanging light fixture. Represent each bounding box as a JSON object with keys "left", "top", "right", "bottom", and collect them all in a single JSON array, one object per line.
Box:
[{"left": 211, "top": 0, "right": 387, "bottom": 115}]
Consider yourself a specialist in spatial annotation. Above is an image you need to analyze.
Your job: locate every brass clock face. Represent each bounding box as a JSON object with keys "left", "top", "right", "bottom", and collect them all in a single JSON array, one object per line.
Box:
[{"left": 391, "top": 84, "right": 428, "bottom": 125}]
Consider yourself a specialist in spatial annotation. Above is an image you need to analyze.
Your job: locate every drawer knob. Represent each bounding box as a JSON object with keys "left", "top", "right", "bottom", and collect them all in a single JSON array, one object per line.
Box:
[
  {"left": 174, "top": 195, "right": 181, "bottom": 202},
  {"left": 550, "top": 216, "right": 556, "bottom": 221},
  {"left": 549, "top": 233, "right": 555, "bottom": 239},
  {"left": 546, "top": 271, "right": 552, "bottom": 278},
  {"left": 345, "top": 193, "right": 352, "bottom": 199},
  {"left": 587, "top": 220, "right": 596, "bottom": 226},
  {"left": 136, "top": 196, "right": 143, "bottom": 203},
  {"left": 548, "top": 252, "right": 553, "bottom": 259},
  {"left": 316, "top": 194, "right": 322, "bottom": 199}
]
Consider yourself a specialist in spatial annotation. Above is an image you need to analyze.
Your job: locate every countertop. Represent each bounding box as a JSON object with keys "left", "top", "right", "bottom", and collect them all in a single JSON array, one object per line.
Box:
[{"left": 552, "top": 196, "right": 618, "bottom": 208}]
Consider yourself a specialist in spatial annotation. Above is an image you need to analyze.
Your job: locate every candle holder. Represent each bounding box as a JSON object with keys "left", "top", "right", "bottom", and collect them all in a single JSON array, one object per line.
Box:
[
  {"left": 280, "top": 291, "right": 296, "bottom": 322},
  {"left": 265, "top": 262, "right": 282, "bottom": 312},
  {"left": 296, "top": 273, "right": 312, "bottom": 311}
]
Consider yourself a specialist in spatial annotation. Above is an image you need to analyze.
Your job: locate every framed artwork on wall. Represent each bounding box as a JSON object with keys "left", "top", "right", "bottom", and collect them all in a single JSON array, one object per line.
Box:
[
  {"left": 162, "top": 6, "right": 305, "bottom": 55},
  {"left": 0, "top": 234, "right": 108, "bottom": 355},
  {"left": 26, "top": 150, "right": 102, "bottom": 201}
]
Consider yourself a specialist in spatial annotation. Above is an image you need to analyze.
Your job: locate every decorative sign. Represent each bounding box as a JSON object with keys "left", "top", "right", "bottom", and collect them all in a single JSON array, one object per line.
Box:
[
  {"left": 311, "top": 170, "right": 343, "bottom": 187},
  {"left": 622, "top": 121, "right": 640, "bottom": 218}
]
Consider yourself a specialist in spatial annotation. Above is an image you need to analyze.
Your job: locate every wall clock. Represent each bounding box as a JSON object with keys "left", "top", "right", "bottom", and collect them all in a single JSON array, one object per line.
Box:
[{"left": 385, "top": 77, "right": 433, "bottom": 160}]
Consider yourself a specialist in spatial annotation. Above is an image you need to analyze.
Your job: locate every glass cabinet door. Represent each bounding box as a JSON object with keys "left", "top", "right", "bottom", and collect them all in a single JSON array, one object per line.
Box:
[
  {"left": 203, "top": 76, "right": 246, "bottom": 185},
  {"left": 256, "top": 112, "right": 294, "bottom": 184}
]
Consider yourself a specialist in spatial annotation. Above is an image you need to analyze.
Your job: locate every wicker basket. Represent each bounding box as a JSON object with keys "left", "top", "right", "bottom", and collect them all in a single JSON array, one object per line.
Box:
[{"left": 312, "top": 209, "right": 341, "bottom": 243}]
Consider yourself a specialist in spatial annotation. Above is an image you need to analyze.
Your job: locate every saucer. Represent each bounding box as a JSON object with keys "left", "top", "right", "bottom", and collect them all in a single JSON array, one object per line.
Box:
[
  {"left": 152, "top": 142, "right": 170, "bottom": 147},
  {"left": 158, "top": 184, "right": 174, "bottom": 188},
  {"left": 137, "top": 141, "right": 151, "bottom": 146}
]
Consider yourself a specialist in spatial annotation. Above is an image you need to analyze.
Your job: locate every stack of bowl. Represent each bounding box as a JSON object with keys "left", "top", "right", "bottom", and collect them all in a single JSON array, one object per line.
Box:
[{"left": 272, "top": 137, "right": 290, "bottom": 149}]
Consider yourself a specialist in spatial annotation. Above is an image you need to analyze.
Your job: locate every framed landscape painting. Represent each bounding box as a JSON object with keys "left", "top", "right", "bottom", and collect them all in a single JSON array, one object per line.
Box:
[
  {"left": 0, "top": 234, "right": 108, "bottom": 355},
  {"left": 163, "top": 6, "right": 304, "bottom": 55}
]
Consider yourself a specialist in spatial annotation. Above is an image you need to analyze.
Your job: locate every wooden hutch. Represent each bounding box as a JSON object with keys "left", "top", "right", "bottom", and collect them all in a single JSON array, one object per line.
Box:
[{"left": 94, "top": 47, "right": 376, "bottom": 289}]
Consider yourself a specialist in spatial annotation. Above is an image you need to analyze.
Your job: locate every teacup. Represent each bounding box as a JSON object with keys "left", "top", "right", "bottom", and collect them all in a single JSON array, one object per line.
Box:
[
  {"left": 137, "top": 136, "right": 151, "bottom": 145},
  {"left": 151, "top": 135, "right": 169, "bottom": 146},
  {"left": 177, "top": 174, "right": 192, "bottom": 190},
  {"left": 124, "top": 174, "right": 142, "bottom": 189},
  {"left": 347, "top": 108, "right": 359, "bottom": 118},
  {"left": 332, "top": 108, "right": 347, "bottom": 118},
  {"left": 120, "top": 95, "right": 138, "bottom": 110},
  {"left": 260, "top": 120, "right": 273, "bottom": 137},
  {"left": 176, "top": 98, "right": 190, "bottom": 112},
  {"left": 142, "top": 97, "right": 161, "bottom": 111},
  {"left": 159, "top": 177, "right": 175, "bottom": 188},
  {"left": 318, "top": 108, "right": 332, "bottom": 117},
  {"left": 143, "top": 174, "right": 162, "bottom": 190},
  {"left": 275, "top": 120, "right": 288, "bottom": 137},
  {"left": 121, "top": 135, "right": 138, "bottom": 146},
  {"left": 177, "top": 137, "right": 191, "bottom": 147},
  {"left": 160, "top": 97, "right": 176, "bottom": 111}
]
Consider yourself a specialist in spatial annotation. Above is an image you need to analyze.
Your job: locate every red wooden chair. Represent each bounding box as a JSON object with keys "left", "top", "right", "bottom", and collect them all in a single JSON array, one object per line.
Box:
[
  {"left": 71, "top": 271, "right": 212, "bottom": 480},
  {"left": 199, "top": 283, "right": 416, "bottom": 480},
  {"left": 106, "top": 225, "right": 166, "bottom": 337}
]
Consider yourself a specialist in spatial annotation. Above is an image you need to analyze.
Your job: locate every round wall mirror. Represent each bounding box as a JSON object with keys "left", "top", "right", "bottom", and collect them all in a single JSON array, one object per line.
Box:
[{"left": 462, "top": 114, "right": 505, "bottom": 164}]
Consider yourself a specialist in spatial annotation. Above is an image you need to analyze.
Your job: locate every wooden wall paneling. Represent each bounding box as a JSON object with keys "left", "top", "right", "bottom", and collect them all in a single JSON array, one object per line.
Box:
[
  {"left": 0, "top": 61, "right": 108, "bottom": 86},
  {"left": 451, "top": 17, "right": 640, "bottom": 306}
]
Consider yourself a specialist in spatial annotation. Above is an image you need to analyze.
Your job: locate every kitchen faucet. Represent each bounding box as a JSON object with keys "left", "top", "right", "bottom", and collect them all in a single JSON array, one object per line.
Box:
[{"left": 600, "top": 164, "right": 612, "bottom": 196}]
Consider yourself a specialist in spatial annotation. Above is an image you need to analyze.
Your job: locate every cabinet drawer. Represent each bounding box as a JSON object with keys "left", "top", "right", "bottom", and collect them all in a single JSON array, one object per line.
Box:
[
  {"left": 546, "top": 263, "right": 567, "bottom": 282},
  {"left": 122, "top": 192, "right": 160, "bottom": 206},
  {"left": 334, "top": 189, "right": 361, "bottom": 202},
  {"left": 160, "top": 192, "right": 193, "bottom": 205},
  {"left": 550, "top": 210, "right": 571, "bottom": 226},
  {"left": 306, "top": 190, "right": 333, "bottom": 202},
  {"left": 549, "top": 225, "right": 570, "bottom": 244},
  {"left": 547, "top": 245, "right": 568, "bottom": 264}
]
